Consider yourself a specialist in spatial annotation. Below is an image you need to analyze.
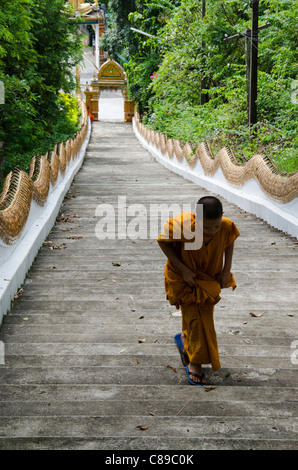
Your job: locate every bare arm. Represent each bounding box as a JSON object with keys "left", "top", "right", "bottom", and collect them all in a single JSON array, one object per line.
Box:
[
  {"left": 217, "top": 242, "right": 234, "bottom": 287},
  {"left": 157, "top": 241, "right": 197, "bottom": 288},
  {"left": 223, "top": 241, "right": 234, "bottom": 273}
]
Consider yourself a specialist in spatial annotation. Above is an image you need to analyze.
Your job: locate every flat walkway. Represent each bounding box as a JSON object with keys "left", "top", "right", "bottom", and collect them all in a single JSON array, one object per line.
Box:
[{"left": 0, "top": 122, "right": 297, "bottom": 450}]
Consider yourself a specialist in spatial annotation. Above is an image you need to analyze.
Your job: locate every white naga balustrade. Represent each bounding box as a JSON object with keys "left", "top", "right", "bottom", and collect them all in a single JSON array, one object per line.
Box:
[
  {"left": 0, "top": 102, "right": 91, "bottom": 324},
  {"left": 133, "top": 113, "right": 298, "bottom": 240}
]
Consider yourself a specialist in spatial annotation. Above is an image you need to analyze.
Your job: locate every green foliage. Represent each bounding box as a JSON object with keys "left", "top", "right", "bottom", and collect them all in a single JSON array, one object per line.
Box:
[
  {"left": 101, "top": 0, "right": 140, "bottom": 61},
  {"left": 0, "top": 0, "right": 84, "bottom": 186},
  {"left": 100, "top": 0, "right": 298, "bottom": 171},
  {"left": 31, "top": 0, "right": 83, "bottom": 115},
  {"left": 134, "top": 0, "right": 298, "bottom": 173},
  {"left": 0, "top": 0, "right": 35, "bottom": 72},
  {"left": 126, "top": 51, "right": 161, "bottom": 115},
  {"left": 125, "top": 0, "right": 181, "bottom": 114},
  {"left": 2, "top": 92, "right": 80, "bottom": 178}
]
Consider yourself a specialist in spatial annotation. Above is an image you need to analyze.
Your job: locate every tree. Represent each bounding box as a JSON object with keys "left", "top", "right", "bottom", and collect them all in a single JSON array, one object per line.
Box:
[
  {"left": 32, "top": 0, "right": 83, "bottom": 119},
  {"left": 128, "top": 0, "right": 297, "bottom": 171},
  {"left": 0, "top": 0, "right": 38, "bottom": 169},
  {"left": 0, "top": 0, "right": 84, "bottom": 183},
  {"left": 124, "top": 0, "right": 181, "bottom": 114},
  {"left": 101, "top": 0, "right": 139, "bottom": 62},
  {"left": 0, "top": 0, "right": 35, "bottom": 75}
]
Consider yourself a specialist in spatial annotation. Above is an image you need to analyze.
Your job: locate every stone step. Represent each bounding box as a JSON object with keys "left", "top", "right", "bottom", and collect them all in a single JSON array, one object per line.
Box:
[
  {"left": 0, "top": 354, "right": 293, "bottom": 369},
  {"left": 0, "top": 415, "right": 296, "bottom": 442},
  {"left": 1, "top": 322, "right": 296, "bottom": 340},
  {"left": 0, "top": 121, "right": 297, "bottom": 450},
  {"left": 0, "top": 436, "right": 295, "bottom": 450},
  {"left": 0, "top": 365, "right": 296, "bottom": 387},
  {"left": 1, "top": 398, "right": 296, "bottom": 419}
]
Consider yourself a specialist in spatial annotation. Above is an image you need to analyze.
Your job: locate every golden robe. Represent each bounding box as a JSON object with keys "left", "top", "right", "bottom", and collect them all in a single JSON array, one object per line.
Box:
[{"left": 157, "top": 212, "right": 240, "bottom": 370}]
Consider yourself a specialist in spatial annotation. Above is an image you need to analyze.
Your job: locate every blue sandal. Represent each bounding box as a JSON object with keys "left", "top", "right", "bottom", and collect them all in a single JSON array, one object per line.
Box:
[
  {"left": 174, "top": 333, "right": 189, "bottom": 367},
  {"left": 186, "top": 365, "right": 207, "bottom": 386}
]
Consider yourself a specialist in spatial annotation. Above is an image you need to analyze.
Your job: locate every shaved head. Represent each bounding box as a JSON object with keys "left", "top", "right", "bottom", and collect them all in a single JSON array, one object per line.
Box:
[{"left": 197, "top": 196, "right": 223, "bottom": 220}]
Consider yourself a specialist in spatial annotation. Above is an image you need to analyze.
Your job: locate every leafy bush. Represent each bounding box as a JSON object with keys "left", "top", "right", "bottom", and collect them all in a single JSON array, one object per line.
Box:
[
  {"left": 0, "top": 0, "right": 83, "bottom": 187},
  {"left": 2, "top": 93, "right": 80, "bottom": 180},
  {"left": 123, "top": 0, "right": 298, "bottom": 173}
]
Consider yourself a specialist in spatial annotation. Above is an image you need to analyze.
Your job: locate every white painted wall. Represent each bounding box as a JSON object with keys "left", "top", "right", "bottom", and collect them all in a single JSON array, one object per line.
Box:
[{"left": 0, "top": 118, "right": 91, "bottom": 324}]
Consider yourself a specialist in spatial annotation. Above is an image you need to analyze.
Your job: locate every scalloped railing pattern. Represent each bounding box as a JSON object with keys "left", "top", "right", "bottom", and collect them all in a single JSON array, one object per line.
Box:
[
  {"left": 134, "top": 110, "right": 298, "bottom": 204},
  {"left": 0, "top": 99, "right": 88, "bottom": 245}
]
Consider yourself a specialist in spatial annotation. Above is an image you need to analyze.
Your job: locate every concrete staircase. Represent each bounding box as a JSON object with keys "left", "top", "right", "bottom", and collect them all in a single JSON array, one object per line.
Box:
[{"left": 0, "top": 122, "right": 297, "bottom": 450}]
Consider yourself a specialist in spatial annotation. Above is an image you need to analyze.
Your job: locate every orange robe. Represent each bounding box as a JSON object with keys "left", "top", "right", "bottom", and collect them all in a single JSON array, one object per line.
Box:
[
  {"left": 88, "top": 109, "right": 95, "bottom": 121},
  {"left": 157, "top": 212, "right": 240, "bottom": 370}
]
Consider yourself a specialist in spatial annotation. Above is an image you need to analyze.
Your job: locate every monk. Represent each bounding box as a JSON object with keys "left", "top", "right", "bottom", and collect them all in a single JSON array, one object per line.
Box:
[
  {"left": 157, "top": 196, "right": 240, "bottom": 385},
  {"left": 87, "top": 107, "right": 95, "bottom": 122}
]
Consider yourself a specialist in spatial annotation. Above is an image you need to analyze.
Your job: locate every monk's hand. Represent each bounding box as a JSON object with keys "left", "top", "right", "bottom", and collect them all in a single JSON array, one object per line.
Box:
[
  {"left": 216, "top": 269, "right": 231, "bottom": 288},
  {"left": 182, "top": 267, "right": 197, "bottom": 289}
]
